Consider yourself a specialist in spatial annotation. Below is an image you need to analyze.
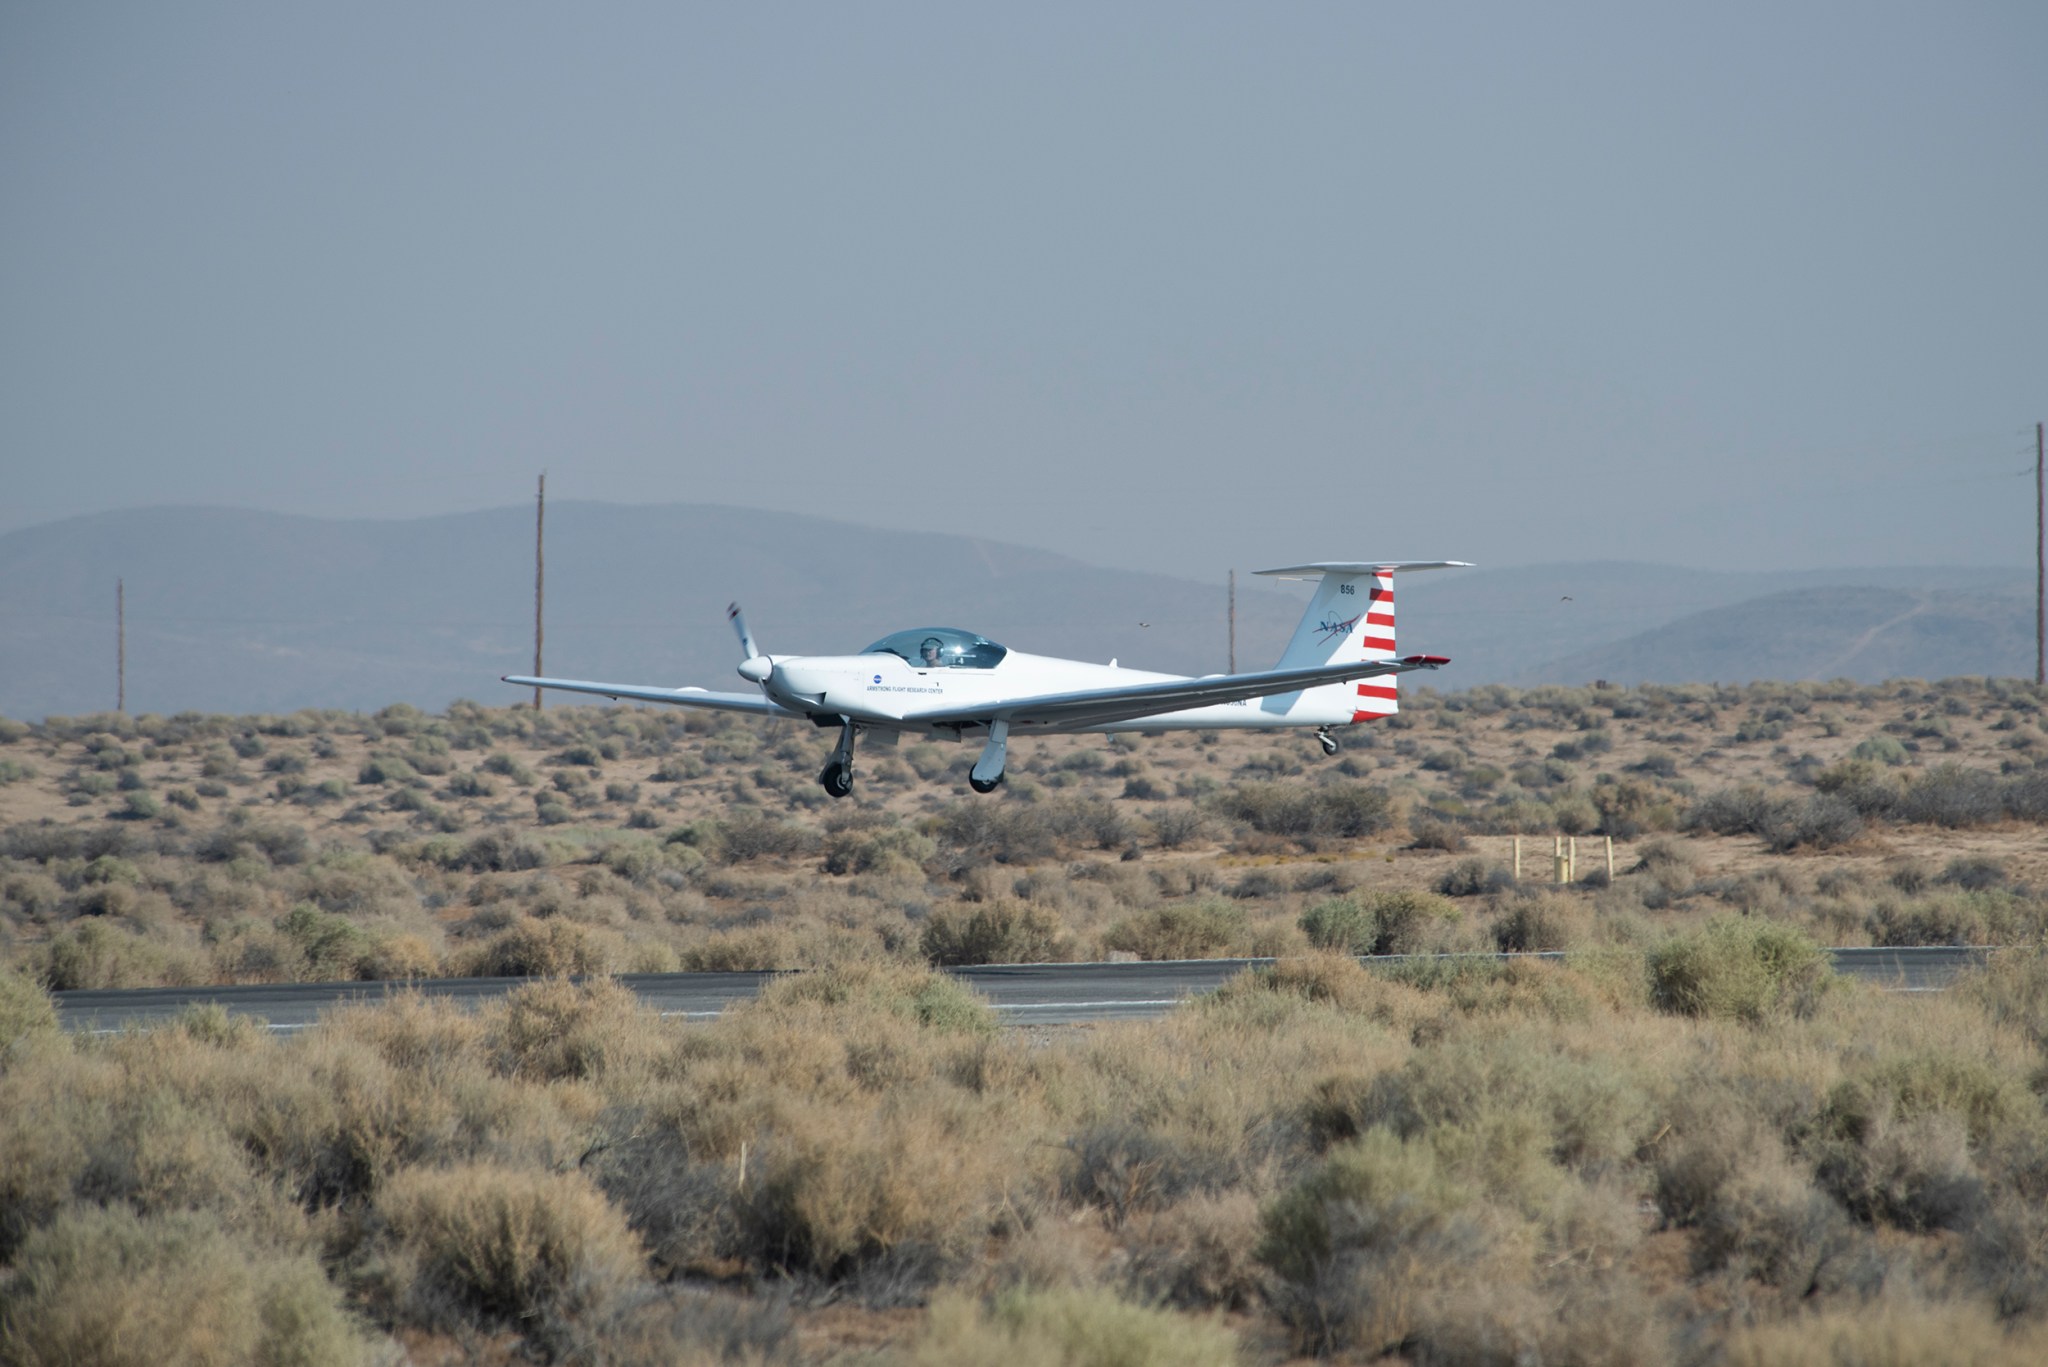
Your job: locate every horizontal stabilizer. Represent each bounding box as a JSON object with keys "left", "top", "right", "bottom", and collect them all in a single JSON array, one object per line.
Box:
[{"left": 1255, "top": 561, "right": 1472, "bottom": 579}]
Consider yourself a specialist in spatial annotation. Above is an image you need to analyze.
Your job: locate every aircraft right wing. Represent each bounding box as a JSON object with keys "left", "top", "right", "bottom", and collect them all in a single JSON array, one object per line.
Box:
[{"left": 501, "top": 675, "right": 805, "bottom": 718}]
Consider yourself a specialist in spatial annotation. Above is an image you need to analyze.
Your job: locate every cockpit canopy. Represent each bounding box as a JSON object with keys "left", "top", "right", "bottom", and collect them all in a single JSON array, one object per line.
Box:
[{"left": 862, "top": 627, "right": 1008, "bottom": 670}]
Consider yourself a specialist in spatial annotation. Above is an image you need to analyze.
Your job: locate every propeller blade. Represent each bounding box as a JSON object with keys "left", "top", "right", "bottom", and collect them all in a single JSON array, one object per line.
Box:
[{"left": 727, "top": 602, "right": 760, "bottom": 662}]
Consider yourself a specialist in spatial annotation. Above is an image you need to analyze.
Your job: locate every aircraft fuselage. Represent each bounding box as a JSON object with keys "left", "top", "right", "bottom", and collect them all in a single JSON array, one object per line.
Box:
[{"left": 763, "top": 649, "right": 1363, "bottom": 736}]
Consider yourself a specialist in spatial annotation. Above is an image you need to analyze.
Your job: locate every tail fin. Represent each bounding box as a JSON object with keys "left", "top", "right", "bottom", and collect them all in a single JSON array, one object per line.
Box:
[{"left": 1255, "top": 561, "right": 1470, "bottom": 720}]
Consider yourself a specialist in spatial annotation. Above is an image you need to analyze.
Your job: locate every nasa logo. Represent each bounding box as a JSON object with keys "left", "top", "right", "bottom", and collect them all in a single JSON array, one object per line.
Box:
[{"left": 873, "top": 674, "right": 882, "bottom": 684}]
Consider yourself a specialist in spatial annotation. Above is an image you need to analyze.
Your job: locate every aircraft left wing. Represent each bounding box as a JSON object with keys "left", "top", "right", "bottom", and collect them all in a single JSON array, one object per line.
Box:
[
  {"left": 903, "top": 655, "right": 1450, "bottom": 731},
  {"left": 501, "top": 675, "right": 806, "bottom": 719}
]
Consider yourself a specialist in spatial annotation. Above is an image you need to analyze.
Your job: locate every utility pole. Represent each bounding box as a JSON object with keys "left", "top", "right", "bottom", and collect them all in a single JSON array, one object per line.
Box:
[
  {"left": 1227, "top": 569, "right": 1236, "bottom": 674},
  {"left": 116, "top": 578, "right": 125, "bottom": 714},
  {"left": 534, "top": 472, "right": 546, "bottom": 711},
  {"left": 2036, "top": 422, "right": 2043, "bottom": 688}
]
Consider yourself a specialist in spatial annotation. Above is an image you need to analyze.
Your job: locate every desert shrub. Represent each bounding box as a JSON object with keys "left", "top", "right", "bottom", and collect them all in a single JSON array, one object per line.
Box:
[
  {"left": 679, "top": 929, "right": 795, "bottom": 972},
  {"left": 920, "top": 902, "right": 1070, "bottom": 966},
  {"left": 1813, "top": 1106, "right": 1985, "bottom": 1232},
  {"left": 195, "top": 820, "right": 310, "bottom": 867},
  {"left": 355, "top": 754, "right": 417, "bottom": 786},
  {"left": 1722, "top": 1302, "right": 2048, "bottom": 1367},
  {"left": 1407, "top": 816, "right": 1468, "bottom": 852},
  {"left": 754, "top": 960, "right": 995, "bottom": 1036},
  {"left": 709, "top": 812, "right": 817, "bottom": 864},
  {"left": 492, "top": 977, "right": 651, "bottom": 1082},
  {"left": 1590, "top": 778, "right": 1675, "bottom": 838},
  {"left": 1965, "top": 1201, "right": 2048, "bottom": 1322},
  {"left": 1940, "top": 855, "right": 2009, "bottom": 891},
  {"left": 1368, "top": 889, "right": 1457, "bottom": 955},
  {"left": 1121, "top": 1189, "right": 1266, "bottom": 1313},
  {"left": 0, "top": 966, "right": 57, "bottom": 1059},
  {"left": 1258, "top": 1131, "right": 1508, "bottom": 1358},
  {"left": 1492, "top": 894, "right": 1586, "bottom": 952},
  {"left": 371, "top": 1162, "right": 648, "bottom": 1350},
  {"left": 1897, "top": 763, "right": 2005, "bottom": 828},
  {"left": 443, "top": 771, "right": 494, "bottom": 798},
  {"left": 276, "top": 903, "right": 376, "bottom": 981},
  {"left": 1866, "top": 892, "right": 2000, "bottom": 947},
  {"left": 1646, "top": 917, "right": 1830, "bottom": 1022},
  {"left": 1299, "top": 896, "right": 1374, "bottom": 953},
  {"left": 0, "top": 1204, "right": 365, "bottom": 1367},
  {"left": 1062, "top": 1123, "right": 1234, "bottom": 1227},
  {"left": 480, "top": 752, "right": 536, "bottom": 785},
  {"left": 1653, "top": 1099, "right": 1858, "bottom": 1289},
  {"left": 1814, "top": 758, "right": 1905, "bottom": 816},
  {"left": 1146, "top": 805, "right": 1208, "bottom": 850},
  {"left": 442, "top": 829, "right": 552, "bottom": 873},
  {"left": 41, "top": 921, "right": 197, "bottom": 991},
  {"left": 1851, "top": 734, "right": 1911, "bottom": 766},
  {"left": 1208, "top": 952, "right": 1378, "bottom": 1014},
  {"left": 1763, "top": 793, "right": 1864, "bottom": 852},
  {"left": 1211, "top": 781, "right": 1394, "bottom": 846},
  {"left": 910, "top": 1287, "right": 1239, "bottom": 1367},
  {"left": 931, "top": 801, "right": 1057, "bottom": 867},
  {"left": 823, "top": 823, "right": 936, "bottom": 876},
  {"left": 1685, "top": 785, "right": 1794, "bottom": 838},
  {"left": 1103, "top": 900, "right": 1248, "bottom": 960},
  {"left": 1437, "top": 857, "right": 1513, "bottom": 897},
  {"left": 1298, "top": 890, "right": 1453, "bottom": 957},
  {"left": 468, "top": 917, "right": 610, "bottom": 977}
]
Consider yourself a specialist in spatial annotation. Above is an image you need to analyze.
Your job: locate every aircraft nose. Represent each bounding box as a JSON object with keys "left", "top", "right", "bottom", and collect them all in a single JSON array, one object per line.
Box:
[{"left": 737, "top": 655, "right": 772, "bottom": 683}]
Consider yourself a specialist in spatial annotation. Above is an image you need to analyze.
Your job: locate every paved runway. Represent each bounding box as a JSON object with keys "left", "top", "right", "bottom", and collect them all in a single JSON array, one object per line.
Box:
[{"left": 53, "top": 945, "right": 1993, "bottom": 1033}]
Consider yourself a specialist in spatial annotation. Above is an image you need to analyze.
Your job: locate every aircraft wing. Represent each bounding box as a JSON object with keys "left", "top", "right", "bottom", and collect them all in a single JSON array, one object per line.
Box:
[
  {"left": 501, "top": 675, "right": 805, "bottom": 719},
  {"left": 903, "top": 655, "right": 1450, "bottom": 730}
]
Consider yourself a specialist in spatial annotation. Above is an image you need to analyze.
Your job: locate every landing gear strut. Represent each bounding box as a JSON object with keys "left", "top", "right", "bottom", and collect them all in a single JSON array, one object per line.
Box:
[
  {"left": 818, "top": 718, "right": 857, "bottom": 798},
  {"left": 969, "top": 719, "right": 1010, "bottom": 795},
  {"left": 1315, "top": 727, "right": 1339, "bottom": 757}
]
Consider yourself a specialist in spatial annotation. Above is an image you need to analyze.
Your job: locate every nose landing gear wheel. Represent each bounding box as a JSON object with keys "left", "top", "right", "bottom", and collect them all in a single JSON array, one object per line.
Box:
[
  {"left": 969, "top": 773, "right": 1004, "bottom": 794},
  {"left": 1316, "top": 728, "right": 1339, "bottom": 757},
  {"left": 819, "top": 759, "right": 854, "bottom": 798}
]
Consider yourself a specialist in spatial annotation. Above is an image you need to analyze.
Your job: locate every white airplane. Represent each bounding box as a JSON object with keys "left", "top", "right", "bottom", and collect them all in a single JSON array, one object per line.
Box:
[{"left": 504, "top": 560, "right": 1469, "bottom": 797}]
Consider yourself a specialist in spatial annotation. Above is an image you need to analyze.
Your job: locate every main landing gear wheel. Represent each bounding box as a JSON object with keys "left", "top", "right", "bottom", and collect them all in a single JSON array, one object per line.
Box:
[
  {"left": 1316, "top": 728, "right": 1340, "bottom": 757},
  {"left": 819, "top": 759, "right": 854, "bottom": 798},
  {"left": 969, "top": 773, "right": 1004, "bottom": 795},
  {"left": 818, "top": 717, "right": 858, "bottom": 798}
]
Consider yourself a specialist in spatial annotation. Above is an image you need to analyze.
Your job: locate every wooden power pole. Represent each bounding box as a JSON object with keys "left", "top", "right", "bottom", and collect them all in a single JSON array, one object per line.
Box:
[
  {"left": 534, "top": 472, "right": 546, "bottom": 711},
  {"left": 2037, "top": 421, "right": 2043, "bottom": 688},
  {"left": 1227, "top": 569, "right": 1237, "bottom": 674},
  {"left": 116, "top": 578, "right": 125, "bottom": 714}
]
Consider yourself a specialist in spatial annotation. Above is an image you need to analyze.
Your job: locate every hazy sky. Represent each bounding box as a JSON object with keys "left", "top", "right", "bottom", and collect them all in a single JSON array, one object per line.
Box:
[{"left": 4, "top": 2, "right": 2043, "bottom": 581}]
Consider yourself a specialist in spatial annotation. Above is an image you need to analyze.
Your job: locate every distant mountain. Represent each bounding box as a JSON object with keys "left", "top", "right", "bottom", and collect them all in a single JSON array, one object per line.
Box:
[
  {"left": 0, "top": 504, "right": 1303, "bottom": 719},
  {"left": 1392, "top": 561, "right": 2031, "bottom": 686},
  {"left": 1528, "top": 583, "right": 2037, "bottom": 686},
  {"left": 0, "top": 505, "right": 2032, "bottom": 718}
]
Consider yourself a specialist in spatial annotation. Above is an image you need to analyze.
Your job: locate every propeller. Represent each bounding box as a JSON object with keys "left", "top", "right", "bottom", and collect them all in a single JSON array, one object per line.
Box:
[{"left": 728, "top": 603, "right": 772, "bottom": 683}]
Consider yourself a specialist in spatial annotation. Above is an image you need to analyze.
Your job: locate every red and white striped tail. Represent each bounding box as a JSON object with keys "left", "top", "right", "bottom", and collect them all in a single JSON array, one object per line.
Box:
[
  {"left": 1353, "top": 569, "right": 1399, "bottom": 721},
  {"left": 1256, "top": 560, "right": 1470, "bottom": 723}
]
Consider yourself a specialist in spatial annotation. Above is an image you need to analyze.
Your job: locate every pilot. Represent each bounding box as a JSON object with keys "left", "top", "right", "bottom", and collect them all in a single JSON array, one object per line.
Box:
[{"left": 919, "top": 637, "right": 944, "bottom": 667}]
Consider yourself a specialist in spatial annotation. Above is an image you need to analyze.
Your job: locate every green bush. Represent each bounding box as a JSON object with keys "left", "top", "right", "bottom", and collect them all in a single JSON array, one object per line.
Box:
[
  {"left": 1299, "top": 896, "right": 1375, "bottom": 953},
  {"left": 1646, "top": 917, "right": 1830, "bottom": 1022}
]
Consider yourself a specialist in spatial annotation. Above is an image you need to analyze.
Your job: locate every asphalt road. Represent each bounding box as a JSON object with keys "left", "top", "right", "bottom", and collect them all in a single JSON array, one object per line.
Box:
[{"left": 53, "top": 946, "right": 1994, "bottom": 1034}]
